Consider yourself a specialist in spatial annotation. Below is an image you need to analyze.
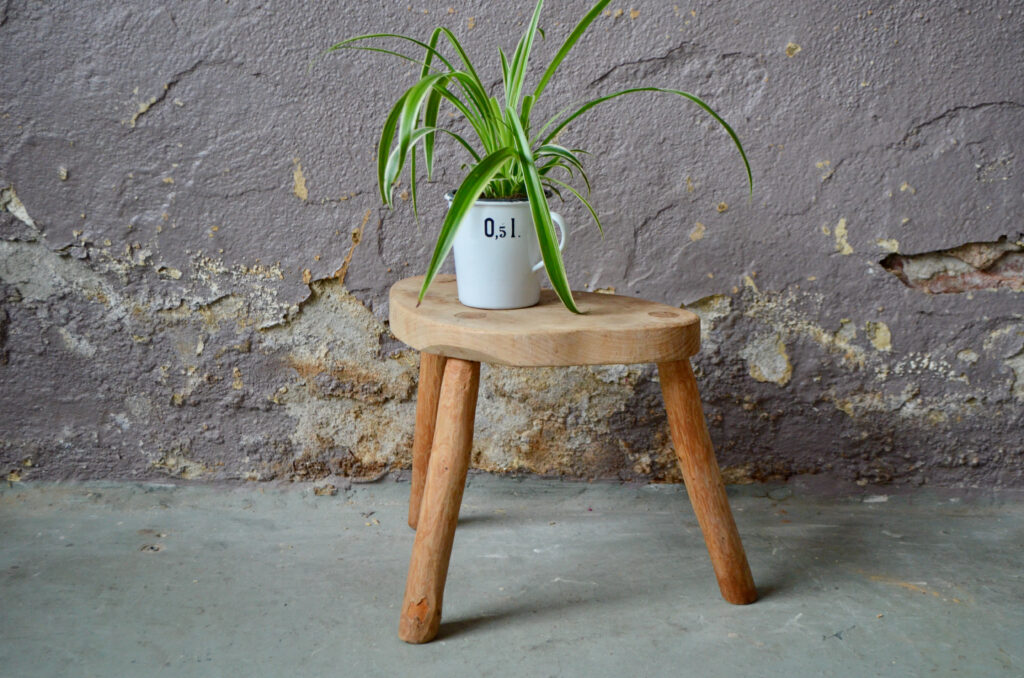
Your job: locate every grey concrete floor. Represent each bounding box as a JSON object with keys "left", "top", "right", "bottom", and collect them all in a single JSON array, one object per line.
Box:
[{"left": 1, "top": 476, "right": 1022, "bottom": 678}]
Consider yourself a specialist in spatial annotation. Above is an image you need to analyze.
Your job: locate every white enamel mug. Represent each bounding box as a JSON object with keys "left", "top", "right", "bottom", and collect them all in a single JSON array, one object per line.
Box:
[{"left": 447, "top": 192, "right": 568, "bottom": 310}]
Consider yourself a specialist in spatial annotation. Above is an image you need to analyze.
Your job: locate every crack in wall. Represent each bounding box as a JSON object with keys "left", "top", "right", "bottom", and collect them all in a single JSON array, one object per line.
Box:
[
  {"left": 622, "top": 202, "right": 677, "bottom": 279},
  {"left": 825, "top": 100, "right": 1024, "bottom": 176},
  {"left": 332, "top": 209, "right": 370, "bottom": 284},
  {"left": 126, "top": 58, "right": 236, "bottom": 127},
  {"left": 880, "top": 236, "right": 1024, "bottom": 293},
  {"left": 588, "top": 40, "right": 694, "bottom": 87},
  {"left": 893, "top": 101, "right": 1024, "bottom": 149}
]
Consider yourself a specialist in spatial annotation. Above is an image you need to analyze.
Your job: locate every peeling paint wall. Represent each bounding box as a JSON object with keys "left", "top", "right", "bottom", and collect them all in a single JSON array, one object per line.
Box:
[{"left": 1, "top": 1, "right": 1022, "bottom": 487}]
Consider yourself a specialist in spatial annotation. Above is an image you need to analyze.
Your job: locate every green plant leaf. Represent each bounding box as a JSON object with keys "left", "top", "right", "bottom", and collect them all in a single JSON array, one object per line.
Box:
[
  {"left": 417, "top": 148, "right": 518, "bottom": 305},
  {"left": 328, "top": 34, "right": 492, "bottom": 136},
  {"left": 541, "top": 87, "right": 753, "bottom": 194},
  {"left": 536, "top": 144, "right": 591, "bottom": 194},
  {"left": 437, "top": 28, "right": 485, "bottom": 89},
  {"left": 378, "top": 90, "right": 409, "bottom": 206},
  {"left": 430, "top": 127, "right": 483, "bottom": 163},
  {"left": 383, "top": 126, "right": 443, "bottom": 196},
  {"left": 538, "top": 157, "right": 570, "bottom": 179},
  {"left": 433, "top": 83, "right": 489, "bottom": 146},
  {"left": 383, "top": 126, "right": 475, "bottom": 212},
  {"left": 521, "top": 94, "right": 536, "bottom": 130},
  {"left": 449, "top": 72, "right": 491, "bottom": 120},
  {"left": 508, "top": 0, "right": 545, "bottom": 112},
  {"left": 391, "top": 72, "right": 451, "bottom": 197},
  {"left": 508, "top": 34, "right": 526, "bottom": 105},
  {"left": 420, "top": 29, "right": 443, "bottom": 180},
  {"left": 543, "top": 175, "right": 603, "bottom": 236},
  {"left": 499, "top": 47, "right": 511, "bottom": 95},
  {"left": 326, "top": 33, "right": 459, "bottom": 73},
  {"left": 543, "top": 180, "right": 564, "bottom": 201},
  {"left": 422, "top": 89, "right": 441, "bottom": 180},
  {"left": 410, "top": 142, "right": 420, "bottom": 220},
  {"left": 326, "top": 44, "right": 431, "bottom": 70},
  {"left": 420, "top": 29, "right": 442, "bottom": 81},
  {"left": 533, "top": 0, "right": 613, "bottom": 101},
  {"left": 505, "top": 108, "right": 581, "bottom": 313},
  {"left": 488, "top": 96, "right": 508, "bottom": 147}
]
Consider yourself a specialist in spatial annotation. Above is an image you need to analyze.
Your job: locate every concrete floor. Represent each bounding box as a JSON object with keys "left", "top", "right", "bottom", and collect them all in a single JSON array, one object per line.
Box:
[{"left": 1, "top": 476, "right": 1022, "bottom": 678}]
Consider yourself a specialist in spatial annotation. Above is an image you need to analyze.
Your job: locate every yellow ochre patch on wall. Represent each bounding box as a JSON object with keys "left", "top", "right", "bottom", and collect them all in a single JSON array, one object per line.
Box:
[
  {"left": 293, "top": 158, "right": 308, "bottom": 201},
  {"left": 823, "top": 218, "right": 853, "bottom": 255},
  {"left": 866, "top": 321, "right": 893, "bottom": 352}
]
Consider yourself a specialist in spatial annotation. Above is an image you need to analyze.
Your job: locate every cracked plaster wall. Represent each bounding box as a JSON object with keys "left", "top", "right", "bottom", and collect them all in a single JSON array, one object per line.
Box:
[{"left": 1, "top": 1, "right": 1022, "bottom": 487}]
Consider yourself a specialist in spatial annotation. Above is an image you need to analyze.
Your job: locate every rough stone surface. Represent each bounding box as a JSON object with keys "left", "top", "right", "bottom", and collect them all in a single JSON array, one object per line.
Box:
[{"left": 1, "top": 1, "right": 1022, "bottom": 486}]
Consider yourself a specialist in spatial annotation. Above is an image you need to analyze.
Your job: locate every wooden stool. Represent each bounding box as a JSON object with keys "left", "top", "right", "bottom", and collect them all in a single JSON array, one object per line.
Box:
[{"left": 389, "top": 275, "right": 757, "bottom": 644}]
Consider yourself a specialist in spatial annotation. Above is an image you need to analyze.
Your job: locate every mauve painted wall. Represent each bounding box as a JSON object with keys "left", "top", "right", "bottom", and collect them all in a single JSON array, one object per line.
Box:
[{"left": 1, "top": 1, "right": 1021, "bottom": 486}]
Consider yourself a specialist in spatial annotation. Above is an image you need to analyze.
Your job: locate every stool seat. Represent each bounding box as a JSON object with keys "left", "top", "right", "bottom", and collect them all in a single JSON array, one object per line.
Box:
[{"left": 389, "top": 275, "right": 700, "bottom": 367}]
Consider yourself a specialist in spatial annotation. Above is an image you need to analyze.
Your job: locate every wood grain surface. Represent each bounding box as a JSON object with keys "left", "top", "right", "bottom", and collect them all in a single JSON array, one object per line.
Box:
[
  {"left": 399, "top": 358, "right": 481, "bottom": 643},
  {"left": 658, "top": 359, "right": 758, "bottom": 605},
  {"left": 408, "top": 352, "right": 447, "bottom": 530},
  {"left": 389, "top": 275, "right": 700, "bottom": 367}
]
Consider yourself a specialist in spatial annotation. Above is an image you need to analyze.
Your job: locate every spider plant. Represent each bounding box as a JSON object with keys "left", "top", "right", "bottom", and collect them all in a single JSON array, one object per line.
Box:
[{"left": 328, "top": 0, "right": 751, "bottom": 313}]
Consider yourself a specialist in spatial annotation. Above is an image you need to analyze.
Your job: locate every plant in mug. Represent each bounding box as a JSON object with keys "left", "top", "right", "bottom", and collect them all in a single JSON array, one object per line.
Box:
[{"left": 328, "top": 0, "right": 751, "bottom": 313}]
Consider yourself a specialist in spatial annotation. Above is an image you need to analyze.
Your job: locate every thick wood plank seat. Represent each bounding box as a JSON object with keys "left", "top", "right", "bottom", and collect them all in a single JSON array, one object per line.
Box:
[{"left": 389, "top": 275, "right": 701, "bottom": 367}]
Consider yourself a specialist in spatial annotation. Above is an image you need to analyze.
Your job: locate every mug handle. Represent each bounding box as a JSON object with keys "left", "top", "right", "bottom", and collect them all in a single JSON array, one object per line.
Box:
[{"left": 531, "top": 212, "right": 568, "bottom": 272}]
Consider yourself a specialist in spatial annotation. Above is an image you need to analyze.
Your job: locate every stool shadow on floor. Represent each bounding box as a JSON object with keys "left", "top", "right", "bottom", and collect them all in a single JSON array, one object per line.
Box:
[
  {"left": 430, "top": 512, "right": 904, "bottom": 643},
  {"left": 448, "top": 512, "right": 514, "bottom": 529},
  {"left": 434, "top": 583, "right": 660, "bottom": 642},
  {"left": 422, "top": 513, "right": 787, "bottom": 642},
  {"left": 433, "top": 577, "right": 785, "bottom": 643}
]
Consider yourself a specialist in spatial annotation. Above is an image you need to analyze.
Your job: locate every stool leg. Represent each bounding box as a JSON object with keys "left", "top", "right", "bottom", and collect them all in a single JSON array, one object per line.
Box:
[
  {"left": 409, "top": 352, "right": 448, "bottom": 529},
  {"left": 399, "top": 358, "right": 480, "bottom": 643},
  {"left": 658, "top": 359, "right": 757, "bottom": 605}
]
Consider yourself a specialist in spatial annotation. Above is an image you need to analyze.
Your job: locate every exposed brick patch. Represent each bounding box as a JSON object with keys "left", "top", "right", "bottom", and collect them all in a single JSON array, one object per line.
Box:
[{"left": 880, "top": 237, "right": 1024, "bottom": 293}]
